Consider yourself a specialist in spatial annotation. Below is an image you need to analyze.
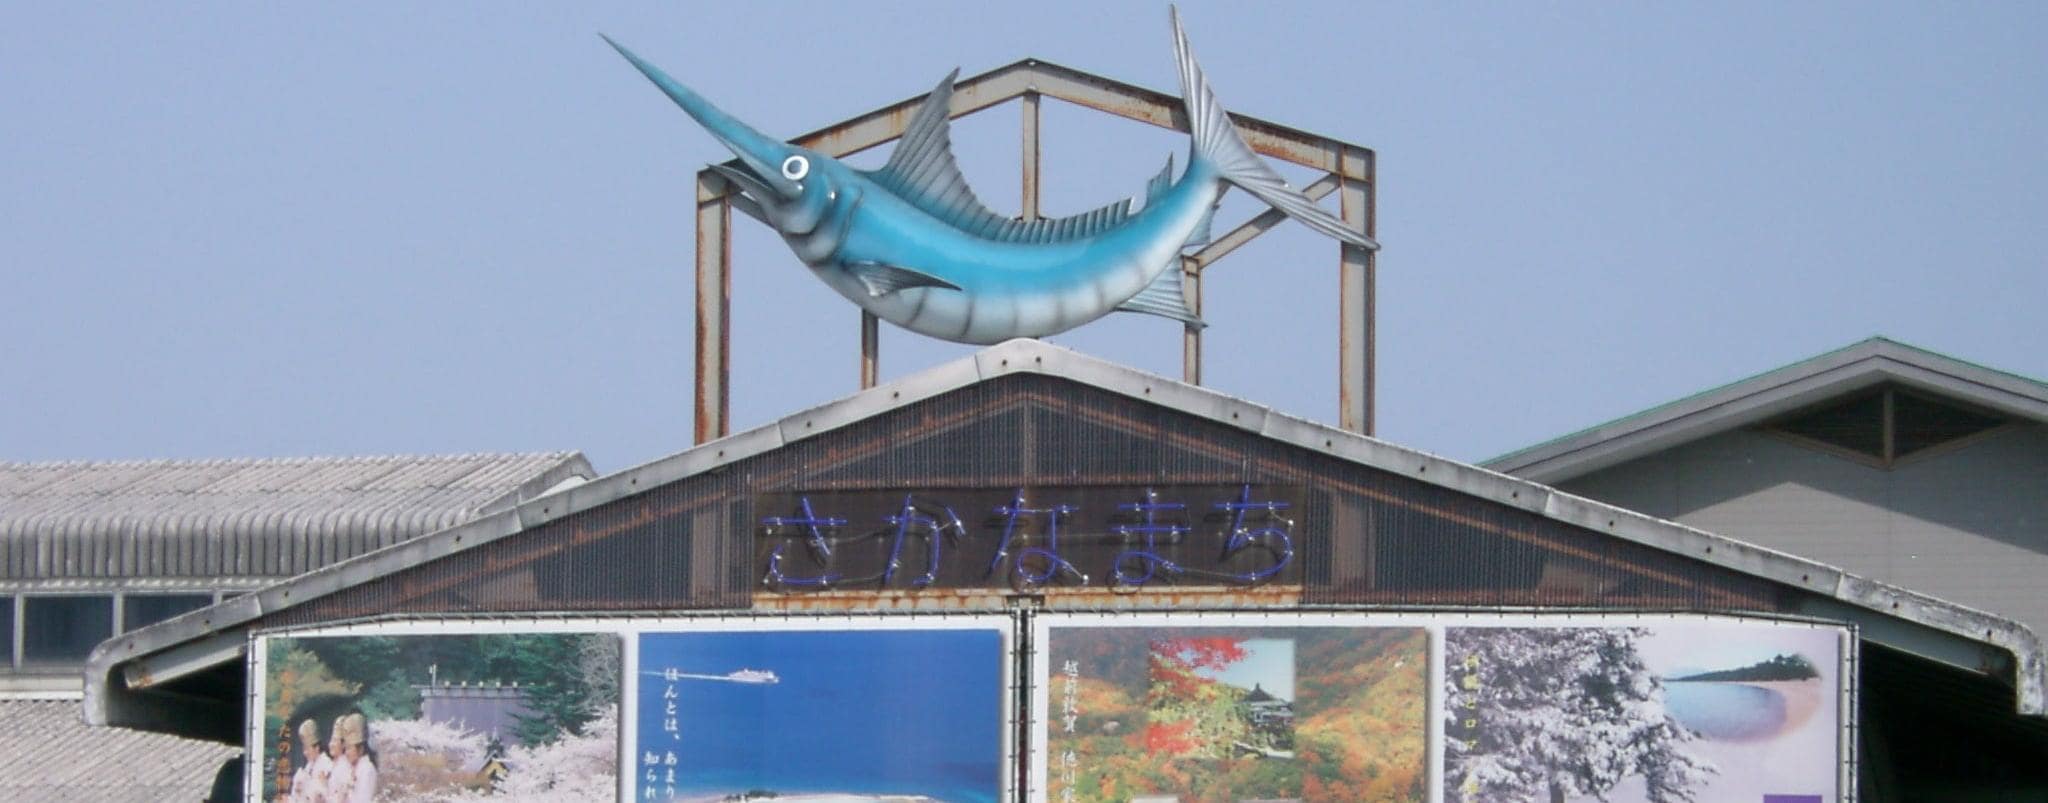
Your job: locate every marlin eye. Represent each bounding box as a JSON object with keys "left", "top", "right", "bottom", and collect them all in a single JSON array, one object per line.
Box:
[{"left": 781, "top": 155, "right": 810, "bottom": 181}]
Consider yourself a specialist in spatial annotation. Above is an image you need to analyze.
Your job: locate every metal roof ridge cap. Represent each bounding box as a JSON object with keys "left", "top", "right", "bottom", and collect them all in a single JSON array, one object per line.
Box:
[
  {"left": 1868, "top": 338, "right": 2048, "bottom": 395},
  {"left": 776, "top": 348, "right": 987, "bottom": 443},
  {"left": 979, "top": 340, "right": 1272, "bottom": 434}
]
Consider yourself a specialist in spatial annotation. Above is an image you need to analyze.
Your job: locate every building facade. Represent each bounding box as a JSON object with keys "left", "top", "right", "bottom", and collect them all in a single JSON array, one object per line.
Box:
[{"left": 84, "top": 341, "right": 2048, "bottom": 801}]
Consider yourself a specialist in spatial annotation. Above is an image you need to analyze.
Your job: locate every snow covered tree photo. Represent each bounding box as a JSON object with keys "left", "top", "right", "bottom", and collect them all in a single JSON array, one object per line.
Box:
[{"left": 1444, "top": 627, "right": 1714, "bottom": 803}]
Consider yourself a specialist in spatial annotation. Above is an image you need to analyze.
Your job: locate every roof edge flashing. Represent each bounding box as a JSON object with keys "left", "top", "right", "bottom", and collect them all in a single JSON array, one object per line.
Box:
[{"left": 1494, "top": 340, "right": 2048, "bottom": 483}]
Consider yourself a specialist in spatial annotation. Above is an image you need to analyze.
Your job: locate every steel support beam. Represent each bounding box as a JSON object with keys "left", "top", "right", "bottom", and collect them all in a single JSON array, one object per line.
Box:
[
  {"left": 1181, "top": 257, "right": 1202, "bottom": 384},
  {"left": 860, "top": 312, "right": 880, "bottom": 388},
  {"left": 1021, "top": 91, "right": 1042, "bottom": 221},
  {"left": 694, "top": 175, "right": 732, "bottom": 444},
  {"left": 1338, "top": 147, "right": 1375, "bottom": 435}
]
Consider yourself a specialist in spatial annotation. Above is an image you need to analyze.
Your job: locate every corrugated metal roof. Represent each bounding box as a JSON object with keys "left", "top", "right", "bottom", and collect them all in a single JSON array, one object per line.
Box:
[
  {"left": 0, "top": 698, "right": 236, "bottom": 802},
  {"left": 0, "top": 453, "right": 594, "bottom": 581}
]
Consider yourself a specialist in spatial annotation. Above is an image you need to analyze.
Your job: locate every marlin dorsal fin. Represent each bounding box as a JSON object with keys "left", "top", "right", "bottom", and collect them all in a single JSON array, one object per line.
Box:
[
  {"left": 1146, "top": 154, "right": 1175, "bottom": 205},
  {"left": 870, "top": 71, "right": 1139, "bottom": 245},
  {"left": 868, "top": 70, "right": 1013, "bottom": 235}
]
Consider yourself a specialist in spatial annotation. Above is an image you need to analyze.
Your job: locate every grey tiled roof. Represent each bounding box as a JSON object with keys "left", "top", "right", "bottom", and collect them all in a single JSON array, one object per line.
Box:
[
  {"left": 0, "top": 453, "right": 594, "bottom": 581},
  {"left": 0, "top": 698, "right": 237, "bottom": 802}
]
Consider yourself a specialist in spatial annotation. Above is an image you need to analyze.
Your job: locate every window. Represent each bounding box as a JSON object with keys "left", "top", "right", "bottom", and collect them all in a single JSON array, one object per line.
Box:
[
  {"left": 1763, "top": 384, "right": 2008, "bottom": 467},
  {"left": 21, "top": 596, "right": 114, "bottom": 666},
  {"left": 1892, "top": 391, "right": 2005, "bottom": 458},
  {"left": 0, "top": 597, "right": 12, "bottom": 670},
  {"left": 1771, "top": 390, "right": 1887, "bottom": 460},
  {"left": 123, "top": 593, "right": 214, "bottom": 632}
]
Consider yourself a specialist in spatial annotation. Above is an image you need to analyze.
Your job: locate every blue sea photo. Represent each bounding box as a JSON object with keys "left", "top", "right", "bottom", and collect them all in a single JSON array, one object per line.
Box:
[
  {"left": 636, "top": 627, "right": 1004, "bottom": 803},
  {"left": 1663, "top": 681, "right": 1790, "bottom": 740}
]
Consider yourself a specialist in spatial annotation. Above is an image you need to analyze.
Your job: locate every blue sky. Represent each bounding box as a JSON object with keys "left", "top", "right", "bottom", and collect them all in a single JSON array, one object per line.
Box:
[
  {"left": 1193, "top": 637, "right": 1295, "bottom": 701},
  {"left": 5, "top": 3, "right": 2044, "bottom": 472}
]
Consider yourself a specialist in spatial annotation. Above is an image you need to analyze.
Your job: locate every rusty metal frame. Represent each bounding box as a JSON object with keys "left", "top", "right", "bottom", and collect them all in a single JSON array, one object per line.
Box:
[{"left": 694, "top": 58, "right": 1376, "bottom": 444}]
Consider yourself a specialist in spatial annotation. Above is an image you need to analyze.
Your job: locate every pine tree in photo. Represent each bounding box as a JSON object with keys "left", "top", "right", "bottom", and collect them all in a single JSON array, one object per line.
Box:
[{"left": 1444, "top": 628, "right": 1714, "bottom": 803}]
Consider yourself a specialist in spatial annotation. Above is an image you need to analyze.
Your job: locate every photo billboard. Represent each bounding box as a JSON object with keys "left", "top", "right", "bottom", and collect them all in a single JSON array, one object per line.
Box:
[
  {"left": 635, "top": 623, "right": 1010, "bottom": 802},
  {"left": 1032, "top": 612, "right": 1848, "bottom": 803},
  {"left": 256, "top": 630, "right": 622, "bottom": 802},
  {"left": 251, "top": 612, "right": 1843, "bottom": 802},
  {"left": 251, "top": 615, "right": 1014, "bottom": 803},
  {"left": 1033, "top": 614, "right": 1432, "bottom": 803},
  {"left": 1445, "top": 621, "right": 1844, "bottom": 803}
]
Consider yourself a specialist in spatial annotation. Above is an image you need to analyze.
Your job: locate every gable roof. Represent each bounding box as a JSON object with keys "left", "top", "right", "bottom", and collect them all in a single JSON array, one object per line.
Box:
[
  {"left": 84, "top": 339, "right": 2048, "bottom": 743},
  {"left": 2, "top": 453, "right": 594, "bottom": 584},
  {"left": 1485, "top": 337, "right": 2048, "bottom": 485}
]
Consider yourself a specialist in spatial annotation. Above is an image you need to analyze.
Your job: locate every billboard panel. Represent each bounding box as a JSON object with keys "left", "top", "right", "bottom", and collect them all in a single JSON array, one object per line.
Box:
[
  {"left": 252, "top": 615, "right": 1015, "bottom": 803},
  {"left": 1034, "top": 614, "right": 1431, "bottom": 803},
  {"left": 250, "top": 612, "right": 1843, "bottom": 802},
  {"left": 635, "top": 624, "right": 1010, "bottom": 802},
  {"left": 256, "top": 631, "right": 622, "bottom": 802},
  {"left": 1445, "top": 621, "right": 1843, "bottom": 803}
]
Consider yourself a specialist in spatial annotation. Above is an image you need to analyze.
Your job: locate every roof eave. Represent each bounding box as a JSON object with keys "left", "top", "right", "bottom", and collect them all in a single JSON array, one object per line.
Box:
[{"left": 1488, "top": 338, "right": 2048, "bottom": 484}]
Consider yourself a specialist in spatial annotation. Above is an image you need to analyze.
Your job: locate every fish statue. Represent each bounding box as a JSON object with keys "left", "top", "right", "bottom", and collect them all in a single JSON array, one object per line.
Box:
[{"left": 605, "top": 8, "right": 1377, "bottom": 345}]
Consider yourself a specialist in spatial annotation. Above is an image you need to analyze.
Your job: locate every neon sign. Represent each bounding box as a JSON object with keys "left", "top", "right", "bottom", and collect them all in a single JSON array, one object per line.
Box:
[{"left": 756, "top": 485, "right": 1302, "bottom": 591}]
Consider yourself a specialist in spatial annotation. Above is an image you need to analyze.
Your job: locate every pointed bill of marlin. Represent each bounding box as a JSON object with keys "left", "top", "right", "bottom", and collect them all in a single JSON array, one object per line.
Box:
[{"left": 605, "top": 8, "right": 1377, "bottom": 346}]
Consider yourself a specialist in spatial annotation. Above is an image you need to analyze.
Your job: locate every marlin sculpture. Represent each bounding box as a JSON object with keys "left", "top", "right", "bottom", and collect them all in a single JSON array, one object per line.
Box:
[{"left": 605, "top": 9, "right": 1377, "bottom": 345}]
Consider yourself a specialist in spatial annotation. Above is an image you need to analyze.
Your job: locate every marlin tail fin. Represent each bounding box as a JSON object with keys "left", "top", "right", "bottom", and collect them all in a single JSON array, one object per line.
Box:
[{"left": 1170, "top": 8, "right": 1379, "bottom": 251}]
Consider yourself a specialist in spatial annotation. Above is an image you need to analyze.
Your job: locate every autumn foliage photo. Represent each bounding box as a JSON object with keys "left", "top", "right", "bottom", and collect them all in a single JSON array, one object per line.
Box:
[{"left": 1045, "top": 624, "right": 1427, "bottom": 802}]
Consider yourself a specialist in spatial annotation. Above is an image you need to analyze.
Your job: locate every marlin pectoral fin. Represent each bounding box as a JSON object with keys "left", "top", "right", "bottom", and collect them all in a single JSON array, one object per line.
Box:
[
  {"left": 1116, "top": 265, "right": 1204, "bottom": 327},
  {"left": 845, "top": 262, "right": 963, "bottom": 297}
]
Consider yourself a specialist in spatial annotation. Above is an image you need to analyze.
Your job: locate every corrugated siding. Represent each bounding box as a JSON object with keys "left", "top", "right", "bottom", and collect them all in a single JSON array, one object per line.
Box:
[
  {"left": 1562, "top": 423, "right": 2048, "bottom": 637},
  {"left": 0, "top": 453, "right": 587, "bottom": 580},
  {"left": 271, "top": 375, "right": 1792, "bottom": 627},
  {"left": 0, "top": 699, "right": 236, "bottom": 802}
]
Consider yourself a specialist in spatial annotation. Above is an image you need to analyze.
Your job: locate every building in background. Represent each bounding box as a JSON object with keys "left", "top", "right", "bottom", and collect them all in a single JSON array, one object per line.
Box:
[
  {"left": 0, "top": 453, "right": 593, "bottom": 801},
  {"left": 1487, "top": 337, "right": 2048, "bottom": 641}
]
